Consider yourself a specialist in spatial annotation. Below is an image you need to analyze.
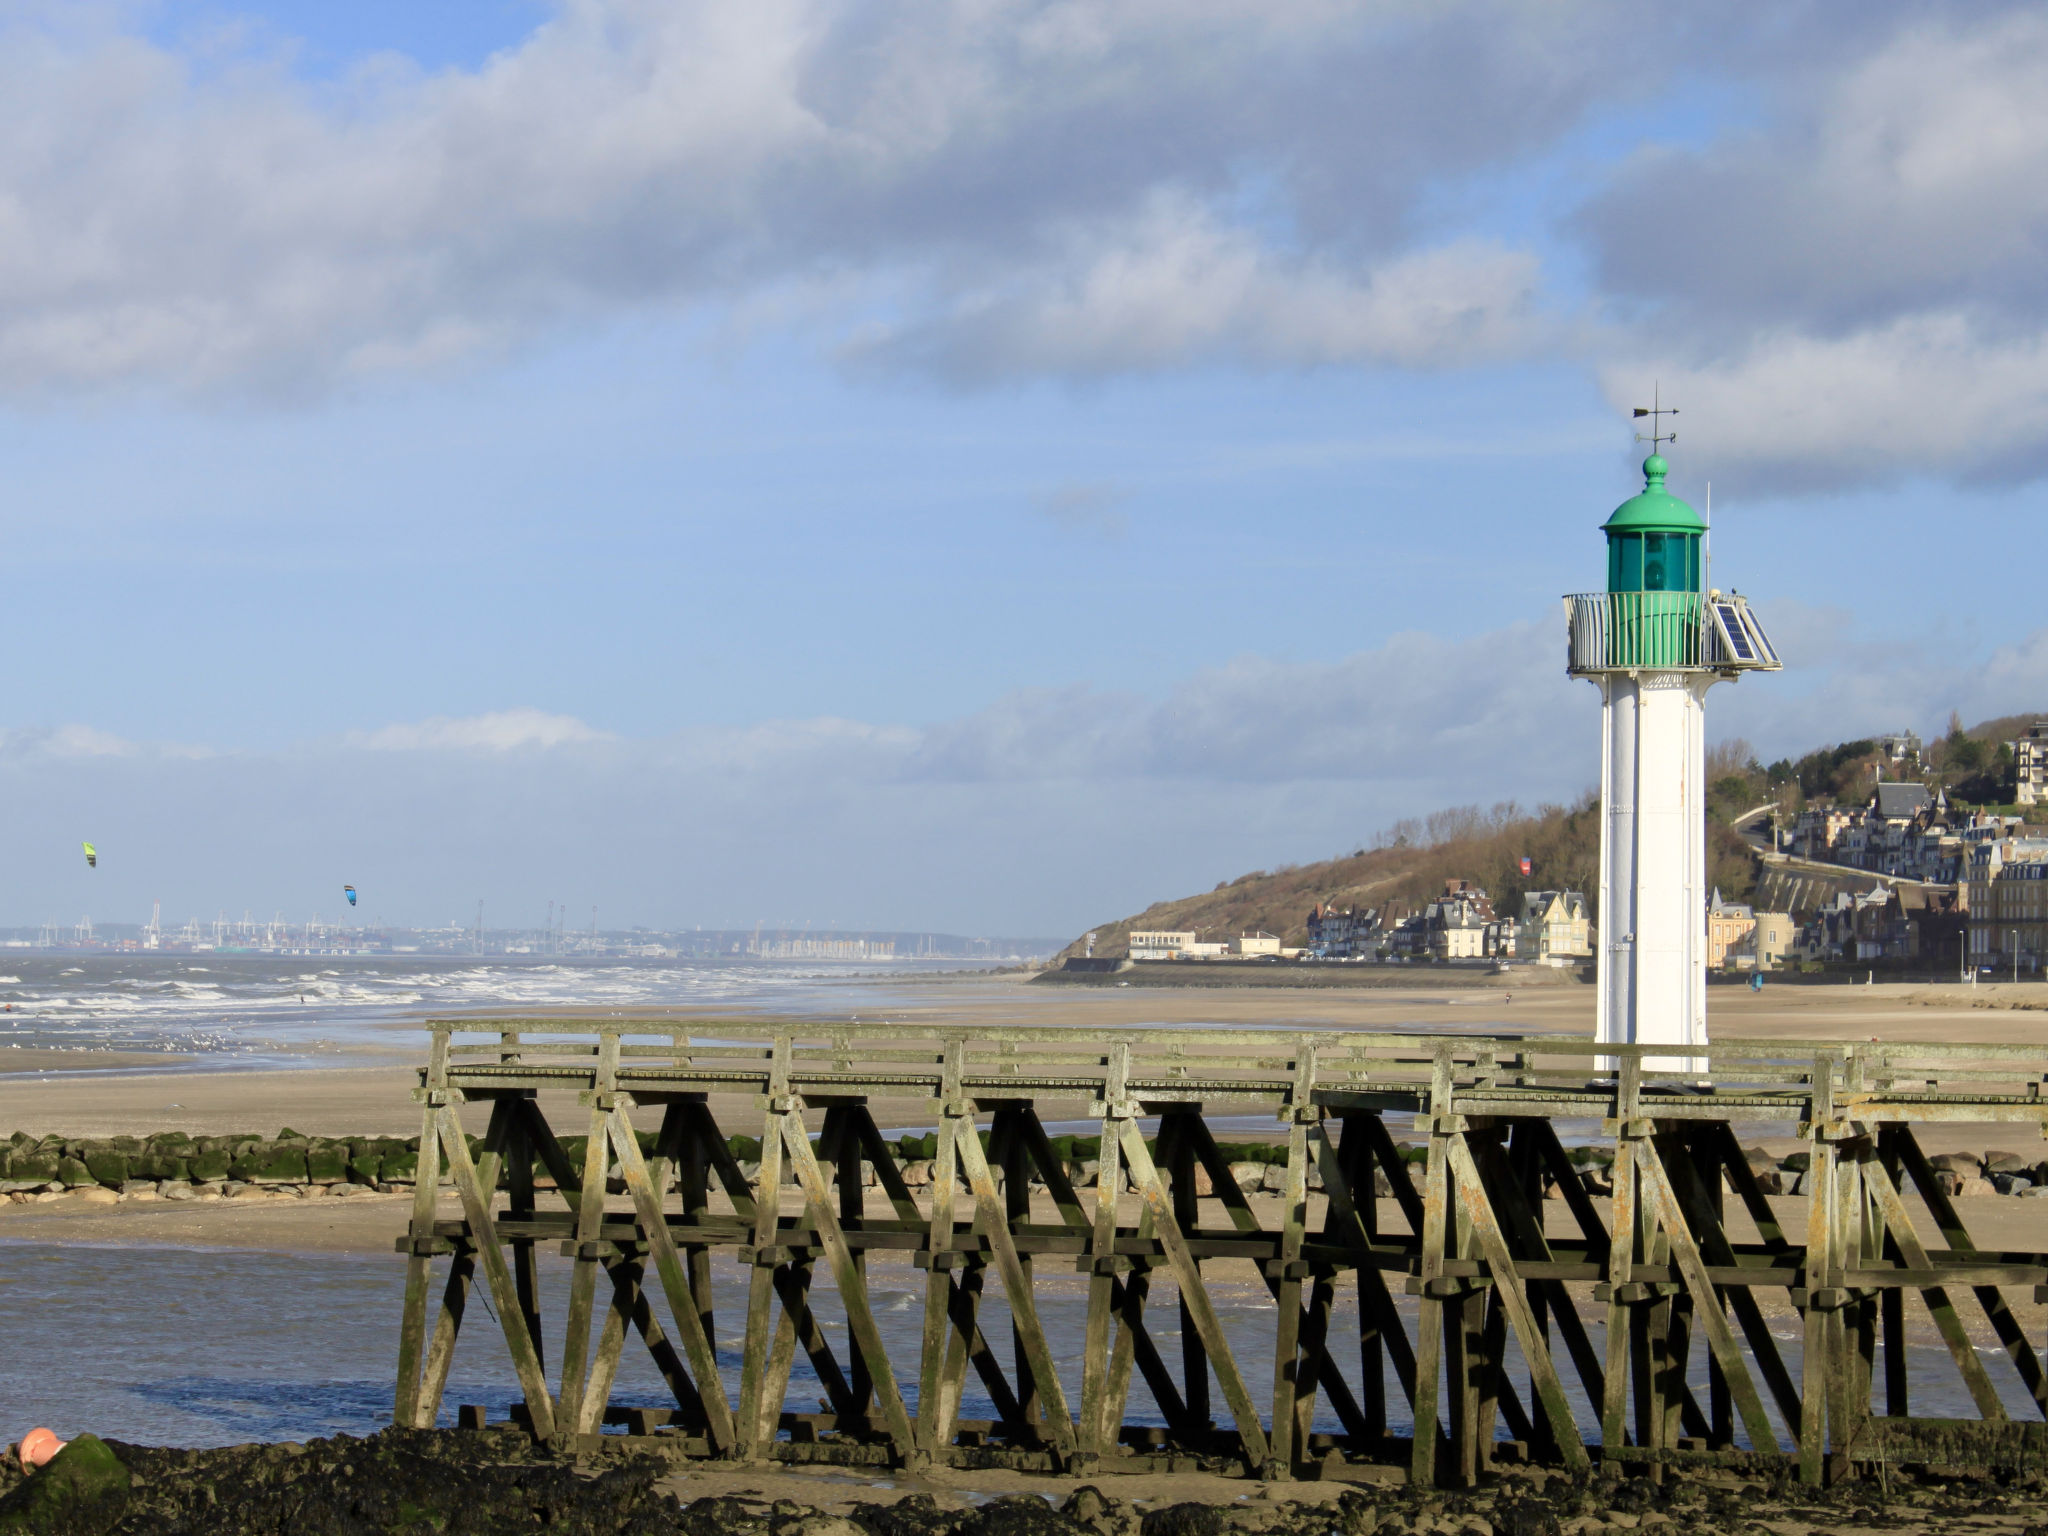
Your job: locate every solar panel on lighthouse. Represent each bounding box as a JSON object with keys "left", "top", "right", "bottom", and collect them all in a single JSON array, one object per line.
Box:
[{"left": 1710, "top": 600, "right": 1756, "bottom": 662}]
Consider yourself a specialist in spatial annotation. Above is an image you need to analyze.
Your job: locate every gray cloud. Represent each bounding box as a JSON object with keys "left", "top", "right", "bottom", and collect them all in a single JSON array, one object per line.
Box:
[{"left": 0, "top": 1, "right": 1644, "bottom": 396}]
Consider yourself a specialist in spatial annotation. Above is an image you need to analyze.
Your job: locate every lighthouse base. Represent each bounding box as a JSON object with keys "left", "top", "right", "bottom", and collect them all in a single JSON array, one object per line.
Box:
[{"left": 1595, "top": 669, "right": 1715, "bottom": 1072}]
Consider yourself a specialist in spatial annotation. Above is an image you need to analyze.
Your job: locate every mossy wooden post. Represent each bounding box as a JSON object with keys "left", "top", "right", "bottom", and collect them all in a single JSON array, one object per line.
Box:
[
  {"left": 1078, "top": 1042, "right": 1129, "bottom": 1466},
  {"left": 938, "top": 1115, "right": 1032, "bottom": 1446},
  {"left": 1267, "top": 1041, "right": 1315, "bottom": 1479},
  {"left": 1411, "top": 1044, "right": 1455, "bottom": 1487},
  {"left": 1853, "top": 1138, "right": 2005, "bottom": 1420},
  {"left": 394, "top": 1027, "right": 451, "bottom": 1428},
  {"left": 919, "top": 1041, "right": 965, "bottom": 1458},
  {"left": 1601, "top": 1055, "right": 1642, "bottom": 1471},
  {"left": 737, "top": 1035, "right": 791, "bottom": 1460},
  {"left": 555, "top": 1032, "right": 618, "bottom": 1441},
  {"left": 1799, "top": 1054, "right": 1836, "bottom": 1485}
]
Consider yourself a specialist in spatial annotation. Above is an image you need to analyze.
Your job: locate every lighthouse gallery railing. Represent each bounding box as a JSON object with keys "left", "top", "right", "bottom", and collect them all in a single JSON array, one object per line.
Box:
[{"left": 1564, "top": 591, "right": 1707, "bottom": 673}]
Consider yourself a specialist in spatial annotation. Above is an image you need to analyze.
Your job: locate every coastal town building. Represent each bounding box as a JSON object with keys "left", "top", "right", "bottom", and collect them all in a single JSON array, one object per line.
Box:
[
  {"left": 2015, "top": 723, "right": 2048, "bottom": 806},
  {"left": 1305, "top": 904, "right": 1379, "bottom": 960},
  {"left": 1232, "top": 932, "right": 1282, "bottom": 957},
  {"left": 1706, "top": 893, "right": 1795, "bottom": 970},
  {"left": 1417, "top": 880, "right": 1513, "bottom": 961},
  {"left": 1516, "top": 890, "right": 1591, "bottom": 964},
  {"left": 1127, "top": 929, "right": 1196, "bottom": 960},
  {"left": 1706, "top": 893, "right": 1755, "bottom": 969},
  {"left": 1967, "top": 842, "right": 2048, "bottom": 972}
]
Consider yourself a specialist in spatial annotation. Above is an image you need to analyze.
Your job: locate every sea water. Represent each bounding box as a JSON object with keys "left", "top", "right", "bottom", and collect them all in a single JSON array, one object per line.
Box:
[{"left": 0, "top": 1237, "right": 2020, "bottom": 1450}]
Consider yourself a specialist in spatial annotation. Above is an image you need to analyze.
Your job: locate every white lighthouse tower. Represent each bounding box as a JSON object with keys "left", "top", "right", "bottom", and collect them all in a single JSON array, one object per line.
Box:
[{"left": 1566, "top": 432, "right": 1779, "bottom": 1065}]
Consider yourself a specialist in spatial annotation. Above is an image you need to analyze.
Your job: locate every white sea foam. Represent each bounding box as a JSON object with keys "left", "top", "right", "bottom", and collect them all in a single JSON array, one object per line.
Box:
[{"left": 0, "top": 953, "right": 975, "bottom": 1065}]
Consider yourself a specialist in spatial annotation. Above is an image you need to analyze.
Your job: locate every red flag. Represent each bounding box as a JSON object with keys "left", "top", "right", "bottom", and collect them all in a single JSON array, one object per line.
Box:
[{"left": 1519, "top": 857, "right": 1532, "bottom": 876}]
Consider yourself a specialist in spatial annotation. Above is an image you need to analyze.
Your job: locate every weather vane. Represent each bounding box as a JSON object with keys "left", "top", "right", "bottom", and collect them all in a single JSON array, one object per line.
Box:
[{"left": 1633, "top": 384, "right": 1677, "bottom": 451}]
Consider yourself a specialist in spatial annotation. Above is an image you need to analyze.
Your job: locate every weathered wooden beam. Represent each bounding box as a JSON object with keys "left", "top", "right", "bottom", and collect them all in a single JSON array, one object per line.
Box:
[
  {"left": 956, "top": 1105, "right": 1077, "bottom": 1463},
  {"left": 394, "top": 1087, "right": 446, "bottom": 1430},
  {"left": 1446, "top": 1134, "right": 1589, "bottom": 1470},
  {"left": 1118, "top": 1118, "right": 1271, "bottom": 1470},
  {"left": 1851, "top": 1138, "right": 2007, "bottom": 1422},
  {"left": 1635, "top": 1137, "right": 1778, "bottom": 1455},
  {"left": 436, "top": 1102, "right": 556, "bottom": 1440},
  {"left": 415, "top": 1240, "right": 474, "bottom": 1429},
  {"left": 1891, "top": 1127, "right": 2048, "bottom": 1419},
  {"left": 607, "top": 1102, "right": 739, "bottom": 1452},
  {"left": 778, "top": 1105, "right": 922, "bottom": 1465}
]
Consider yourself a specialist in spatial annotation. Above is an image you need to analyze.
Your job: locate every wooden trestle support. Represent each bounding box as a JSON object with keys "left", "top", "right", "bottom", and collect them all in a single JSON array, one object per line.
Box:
[{"left": 393, "top": 1022, "right": 2048, "bottom": 1485}]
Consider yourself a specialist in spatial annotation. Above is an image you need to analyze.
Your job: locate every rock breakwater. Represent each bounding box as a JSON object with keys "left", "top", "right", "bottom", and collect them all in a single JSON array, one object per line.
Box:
[{"left": 12, "top": 1126, "right": 2048, "bottom": 1209}]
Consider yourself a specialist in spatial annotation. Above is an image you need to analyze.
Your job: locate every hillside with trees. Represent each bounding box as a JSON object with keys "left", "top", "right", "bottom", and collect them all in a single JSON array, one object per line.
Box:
[{"left": 1054, "top": 712, "right": 2044, "bottom": 962}]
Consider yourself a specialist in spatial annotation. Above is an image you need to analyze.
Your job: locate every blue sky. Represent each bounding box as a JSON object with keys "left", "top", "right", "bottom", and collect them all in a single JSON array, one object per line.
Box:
[{"left": 1, "top": 2, "right": 2044, "bottom": 936}]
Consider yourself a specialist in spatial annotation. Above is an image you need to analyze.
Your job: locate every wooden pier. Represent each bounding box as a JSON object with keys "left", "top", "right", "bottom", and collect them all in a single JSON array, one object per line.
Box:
[{"left": 392, "top": 1020, "right": 2048, "bottom": 1485}]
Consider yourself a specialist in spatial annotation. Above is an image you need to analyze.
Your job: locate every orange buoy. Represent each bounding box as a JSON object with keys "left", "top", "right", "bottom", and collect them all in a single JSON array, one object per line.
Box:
[{"left": 17, "top": 1427, "right": 65, "bottom": 1470}]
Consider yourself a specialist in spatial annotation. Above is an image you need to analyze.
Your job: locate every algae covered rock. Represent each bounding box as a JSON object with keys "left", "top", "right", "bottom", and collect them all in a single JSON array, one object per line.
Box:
[
  {"left": 186, "top": 1148, "right": 231, "bottom": 1183},
  {"left": 80, "top": 1148, "right": 129, "bottom": 1187},
  {"left": 380, "top": 1145, "right": 419, "bottom": 1183},
  {"left": 129, "top": 1151, "right": 190, "bottom": 1181},
  {"left": 229, "top": 1142, "right": 309, "bottom": 1185},
  {"left": 8, "top": 1150, "right": 57, "bottom": 1186},
  {"left": 0, "top": 1433, "right": 130, "bottom": 1532},
  {"left": 304, "top": 1141, "right": 349, "bottom": 1183},
  {"left": 54, "top": 1157, "right": 93, "bottom": 1188}
]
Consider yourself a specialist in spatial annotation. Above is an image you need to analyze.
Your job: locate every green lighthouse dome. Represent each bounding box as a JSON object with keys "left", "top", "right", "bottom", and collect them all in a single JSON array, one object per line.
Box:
[{"left": 1603, "top": 454, "right": 1703, "bottom": 593}]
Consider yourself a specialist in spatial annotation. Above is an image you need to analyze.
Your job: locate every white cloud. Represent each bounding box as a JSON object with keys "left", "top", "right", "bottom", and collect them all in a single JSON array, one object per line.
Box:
[
  {"left": 1584, "top": 10, "right": 2048, "bottom": 489},
  {"left": 1599, "top": 314, "right": 2048, "bottom": 491},
  {"left": 0, "top": 724, "right": 215, "bottom": 760},
  {"left": 347, "top": 708, "right": 614, "bottom": 752}
]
